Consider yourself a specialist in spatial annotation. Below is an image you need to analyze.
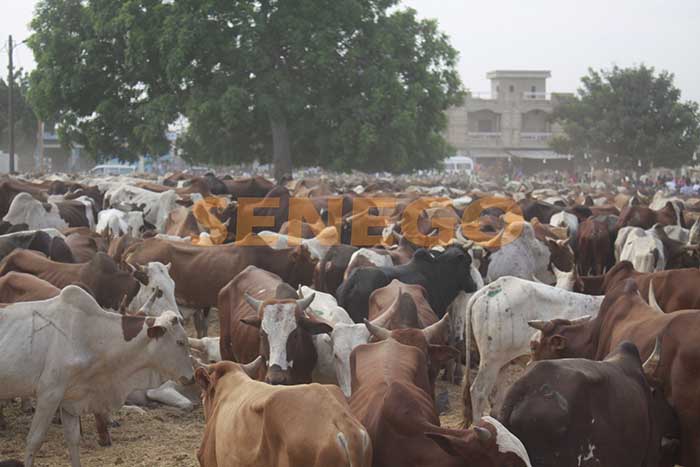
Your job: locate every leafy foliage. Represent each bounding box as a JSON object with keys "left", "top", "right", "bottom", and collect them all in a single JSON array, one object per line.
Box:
[
  {"left": 28, "top": 0, "right": 464, "bottom": 175},
  {"left": 551, "top": 65, "right": 700, "bottom": 170}
]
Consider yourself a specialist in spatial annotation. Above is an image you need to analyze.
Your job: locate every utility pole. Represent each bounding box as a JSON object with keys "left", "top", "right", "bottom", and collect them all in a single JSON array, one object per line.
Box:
[{"left": 7, "top": 35, "right": 15, "bottom": 173}]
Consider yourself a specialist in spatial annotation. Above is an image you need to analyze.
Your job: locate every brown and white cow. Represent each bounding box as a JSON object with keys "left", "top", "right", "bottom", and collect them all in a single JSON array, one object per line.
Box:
[
  {"left": 195, "top": 358, "right": 372, "bottom": 467},
  {"left": 218, "top": 265, "right": 332, "bottom": 385},
  {"left": 529, "top": 280, "right": 700, "bottom": 466}
]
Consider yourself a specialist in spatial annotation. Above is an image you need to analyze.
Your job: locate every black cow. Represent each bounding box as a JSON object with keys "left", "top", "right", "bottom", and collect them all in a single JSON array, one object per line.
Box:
[
  {"left": 337, "top": 246, "right": 477, "bottom": 323},
  {"left": 0, "top": 231, "right": 74, "bottom": 263},
  {"left": 498, "top": 341, "right": 680, "bottom": 467}
]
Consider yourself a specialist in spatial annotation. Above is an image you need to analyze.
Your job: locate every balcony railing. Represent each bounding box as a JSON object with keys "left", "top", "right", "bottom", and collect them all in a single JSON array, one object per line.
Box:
[
  {"left": 468, "top": 132, "right": 502, "bottom": 141},
  {"left": 469, "top": 92, "right": 499, "bottom": 100},
  {"left": 522, "top": 92, "right": 549, "bottom": 100},
  {"left": 520, "top": 132, "right": 552, "bottom": 142}
]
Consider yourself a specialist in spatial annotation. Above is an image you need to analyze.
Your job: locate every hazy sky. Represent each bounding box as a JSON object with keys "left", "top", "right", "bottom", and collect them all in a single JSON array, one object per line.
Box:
[{"left": 2, "top": 0, "right": 699, "bottom": 101}]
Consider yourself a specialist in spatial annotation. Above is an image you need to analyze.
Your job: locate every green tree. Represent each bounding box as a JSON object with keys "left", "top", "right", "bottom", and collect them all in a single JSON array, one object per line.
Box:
[
  {"left": 551, "top": 65, "right": 700, "bottom": 170},
  {"left": 29, "top": 0, "right": 463, "bottom": 178},
  {"left": 1, "top": 70, "right": 38, "bottom": 157}
]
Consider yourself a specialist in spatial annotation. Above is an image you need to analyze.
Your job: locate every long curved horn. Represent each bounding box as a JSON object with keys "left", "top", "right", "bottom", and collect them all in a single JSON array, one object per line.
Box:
[
  {"left": 423, "top": 314, "right": 450, "bottom": 344},
  {"left": 241, "top": 356, "right": 265, "bottom": 379},
  {"left": 648, "top": 279, "right": 663, "bottom": 313},
  {"left": 528, "top": 320, "right": 548, "bottom": 331},
  {"left": 296, "top": 293, "right": 315, "bottom": 311},
  {"left": 474, "top": 426, "right": 492, "bottom": 442},
  {"left": 531, "top": 275, "right": 545, "bottom": 284},
  {"left": 642, "top": 337, "right": 662, "bottom": 381},
  {"left": 244, "top": 293, "right": 264, "bottom": 311},
  {"left": 455, "top": 225, "right": 469, "bottom": 244},
  {"left": 569, "top": 315, "right": 592, "bottom": 325},
  {"left": 392, "top": 230, "right": 404, "bottom": 242},
  {"left": 363, "top": 318, "right": 391, "bottom": 341}
]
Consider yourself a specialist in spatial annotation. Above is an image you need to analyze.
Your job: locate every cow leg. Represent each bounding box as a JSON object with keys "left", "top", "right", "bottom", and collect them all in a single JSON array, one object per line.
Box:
[
  {"left": 21, "top": 397, "right": 33, "bottom": 413},
  {"left": 193, "top": 308, "right": 210, "bottom": 338},
  {"left": 470, "top": 363, "right": 501, "bottom": 422},
  {"left": 94, "top": 412, "right": 112, "bottom": 447},
  {"left": 24, "top": 394, "right": 62, "bottom": 467},
  {"left": 0, "top": 402, "right": 5, "bottom": 430},
  {"left": 61, "top": 407, "right": 82, "bottom": 467}
]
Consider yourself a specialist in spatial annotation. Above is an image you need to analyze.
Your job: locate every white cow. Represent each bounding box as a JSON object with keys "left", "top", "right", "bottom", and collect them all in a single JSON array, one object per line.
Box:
[
  {"left": 616, "top": 226, "right": 666, "bottom": 272},
  {"left": 188, "top": 337, "right": 222, "bottom": 363},
  {"left": 256, "top": 227, "right": 338, "bottom": 261},
  {"left": 344, "top": 248, "right": 394, "bottom": 279},
  {"left": 0, "top": 286, "right": 193, "bottom": 467},
  {"left": 3, "top": 192, "right": 68, "bottom": 230},
  {"left": 104, "top": 185, "right": 178, "bottom": 232},
  {"left": 464, "top": 277, "right": 604, "bottom": 422},
  {"left": 298, "top": 286, "right": 359, "bottom": 395},
  {"left": 550, "top": 211, "right": 578, "bottom": 244},
  {"left": 96, "top": 209, "right": 145, "bottom": 238},
  {"left": 486, "top": 222, "right": 552, "bottom": 283},
  {"left": 127, "top": 262, "right": 180, "bottom": 318}
]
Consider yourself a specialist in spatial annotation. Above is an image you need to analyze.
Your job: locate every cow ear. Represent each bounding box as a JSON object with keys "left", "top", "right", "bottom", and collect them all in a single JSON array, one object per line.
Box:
[
  {"left": 240, "top": 317, "right": 262, "bottom": 328},
  {"left": 195, "top": 367, "right": 211, "bottom": 390},
  {"left": 428, "top": 345, "right": 461, "bottom": 365},
  {"left": 298, "top": 314, "right": 333, "bottom": 335},
  {"left": 134, "top": 270, "right": 149, "bottom": 285},
  {"left": 147, "top": 325, "right": 167, "bottom": 339},
  {"left": 551, "top": 335, "right": 567, "bottom": 350},
  {"left": 425, "top": 432, "right": 465, "bottom": 457}
]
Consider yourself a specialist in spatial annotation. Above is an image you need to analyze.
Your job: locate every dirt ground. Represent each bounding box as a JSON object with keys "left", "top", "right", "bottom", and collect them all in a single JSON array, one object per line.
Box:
[{"left": 0, "top": 314, "right": 524, "bottom": 466}]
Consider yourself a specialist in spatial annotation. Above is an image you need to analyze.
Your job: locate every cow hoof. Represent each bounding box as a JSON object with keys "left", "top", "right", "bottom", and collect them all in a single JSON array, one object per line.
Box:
[
  {"left": 98, "top": 435, "right": 112, "bottom": 447},
  {"left": 110, "top": 420, "right": 121, "bottom": 428}
]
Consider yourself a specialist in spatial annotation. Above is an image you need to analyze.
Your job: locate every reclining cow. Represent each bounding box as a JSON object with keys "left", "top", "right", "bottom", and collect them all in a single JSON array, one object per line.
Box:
[
  {"left": 0, "top": 286, "right": 193, "bottom": 467},
  {"left": 499, "top": 341, "right": 680, "bottom": 467},
  {"left": 195, "top": 358, "right": 372, "bottom": 467}
]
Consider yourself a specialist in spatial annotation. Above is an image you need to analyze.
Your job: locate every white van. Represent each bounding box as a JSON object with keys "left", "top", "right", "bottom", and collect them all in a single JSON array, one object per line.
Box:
[{"left": 89, "top": 164, "right": 136, "bottom": 176}]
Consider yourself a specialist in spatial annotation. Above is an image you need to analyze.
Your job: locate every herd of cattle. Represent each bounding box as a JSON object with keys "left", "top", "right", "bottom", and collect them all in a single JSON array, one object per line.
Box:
[{"left": 2, "top": 172, "right": 700, "bottom": 466}]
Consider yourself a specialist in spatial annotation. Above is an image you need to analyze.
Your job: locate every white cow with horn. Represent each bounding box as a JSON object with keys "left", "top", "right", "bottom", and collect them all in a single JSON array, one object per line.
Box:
[{"left": 0, "top": 286, "right": 193, "bottom": 467}]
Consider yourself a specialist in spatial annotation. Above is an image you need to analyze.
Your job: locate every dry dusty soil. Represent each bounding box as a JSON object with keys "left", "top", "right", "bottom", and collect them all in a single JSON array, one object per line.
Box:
[{"left": 0, "top": 315, "right": 524, "bottom": 467}]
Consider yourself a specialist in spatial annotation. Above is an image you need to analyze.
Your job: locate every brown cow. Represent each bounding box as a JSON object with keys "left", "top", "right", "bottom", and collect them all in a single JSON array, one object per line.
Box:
[
  {"left": 195, "top": 359, "right": 372, "bottom": 467},
  {"left": 616, "top": 201, "right": 684, "bottom": 231},
  {"left": 125, "top": 237, "right": 316, "bottom": 337},
  {"left": 0, "top": 272, "right": 60, "bottom": 304},
  {"left": 529, "top": 280, "right": 700, "bottom": 466},
  {"left": 223, "top": 175, "right": 275, "bottom": 199},
  {"left": 576, "top": 216, "right": 614, "bottom": 275},
  {"left": 218, "top": 266, "right": 332, "bottom": 385},
  {"left": 349, "top": 322, "right": 531, "bottom": 467},
  {"left": 368, "top": 280, "right": 439, "bottom": 330},
  {"left": 0, "top": 250, "right": 138, "bottom": 310},
  {"left": 602, "top": 260, "right": 700, "bottom": 312}
]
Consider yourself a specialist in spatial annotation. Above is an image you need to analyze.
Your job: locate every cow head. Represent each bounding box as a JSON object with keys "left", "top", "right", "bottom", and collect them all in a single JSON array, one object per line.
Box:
[
  {"left": 425, "top": 416, "right": 532, "bottom": 467},
  {"left": 242, "top": 293, "right": 332, "bottom": 385},
  {"left": 527, "top": 316, "right": 591, "bottom": 362},
  {"left": 363, "top": 317, "right": 458, "bottom": 388},
  {"left": 195, "top": 358, "right": 264, "bottom": 420},
  {"left": 144, "top": 310, "right": 193, "bottom": 385},
  {"left": 288, "top": 244, "right": 317, "bottom": 287},
  {"left": 129, "top": 262, "right": 179, "bottom": 317},
  {"left": 331, "top": 322, "right": 371, "bottom": 397},
  {"left": 545, "top": 238, "right": 575, "bottom": 273}
]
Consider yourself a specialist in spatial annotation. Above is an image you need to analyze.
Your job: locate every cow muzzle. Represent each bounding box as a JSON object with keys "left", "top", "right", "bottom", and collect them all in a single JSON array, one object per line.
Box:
[{"left": 265, "top": 365, "right": 290, "bottom": 385}]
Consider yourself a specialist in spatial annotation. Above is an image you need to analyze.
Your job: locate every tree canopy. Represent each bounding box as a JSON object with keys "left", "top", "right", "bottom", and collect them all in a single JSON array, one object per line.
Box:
[
  {"left": 1, "top": 70, "right": 38, "bottom": 157},
  {"left": 550, "top": 65, "right": 700, "bottom": 170},
  {"left": 28, "top": 0, "right": 464, "bottom": 178}
]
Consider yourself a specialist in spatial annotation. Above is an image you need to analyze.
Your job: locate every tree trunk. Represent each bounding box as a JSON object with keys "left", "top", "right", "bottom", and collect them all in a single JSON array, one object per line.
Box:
[{"left": 270, "top": 115, "right": 292, "bottom": 183}]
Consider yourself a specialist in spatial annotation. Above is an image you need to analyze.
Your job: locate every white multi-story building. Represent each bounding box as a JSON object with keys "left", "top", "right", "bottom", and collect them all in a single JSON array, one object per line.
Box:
[{"left": 445, "top": 70, "right": 575, "bottom": 171}]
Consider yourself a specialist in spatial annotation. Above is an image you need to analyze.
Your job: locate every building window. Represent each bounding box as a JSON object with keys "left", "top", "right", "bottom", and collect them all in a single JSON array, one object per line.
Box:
[
  {"left": 478, "top": 119, "right": 494, "bottom": 132},
  {"left": 531, "top": 86, "right": 536, "bottom": 93},
  {"left": 509, "top": 85, "right": 514, "bottom": 93}
]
